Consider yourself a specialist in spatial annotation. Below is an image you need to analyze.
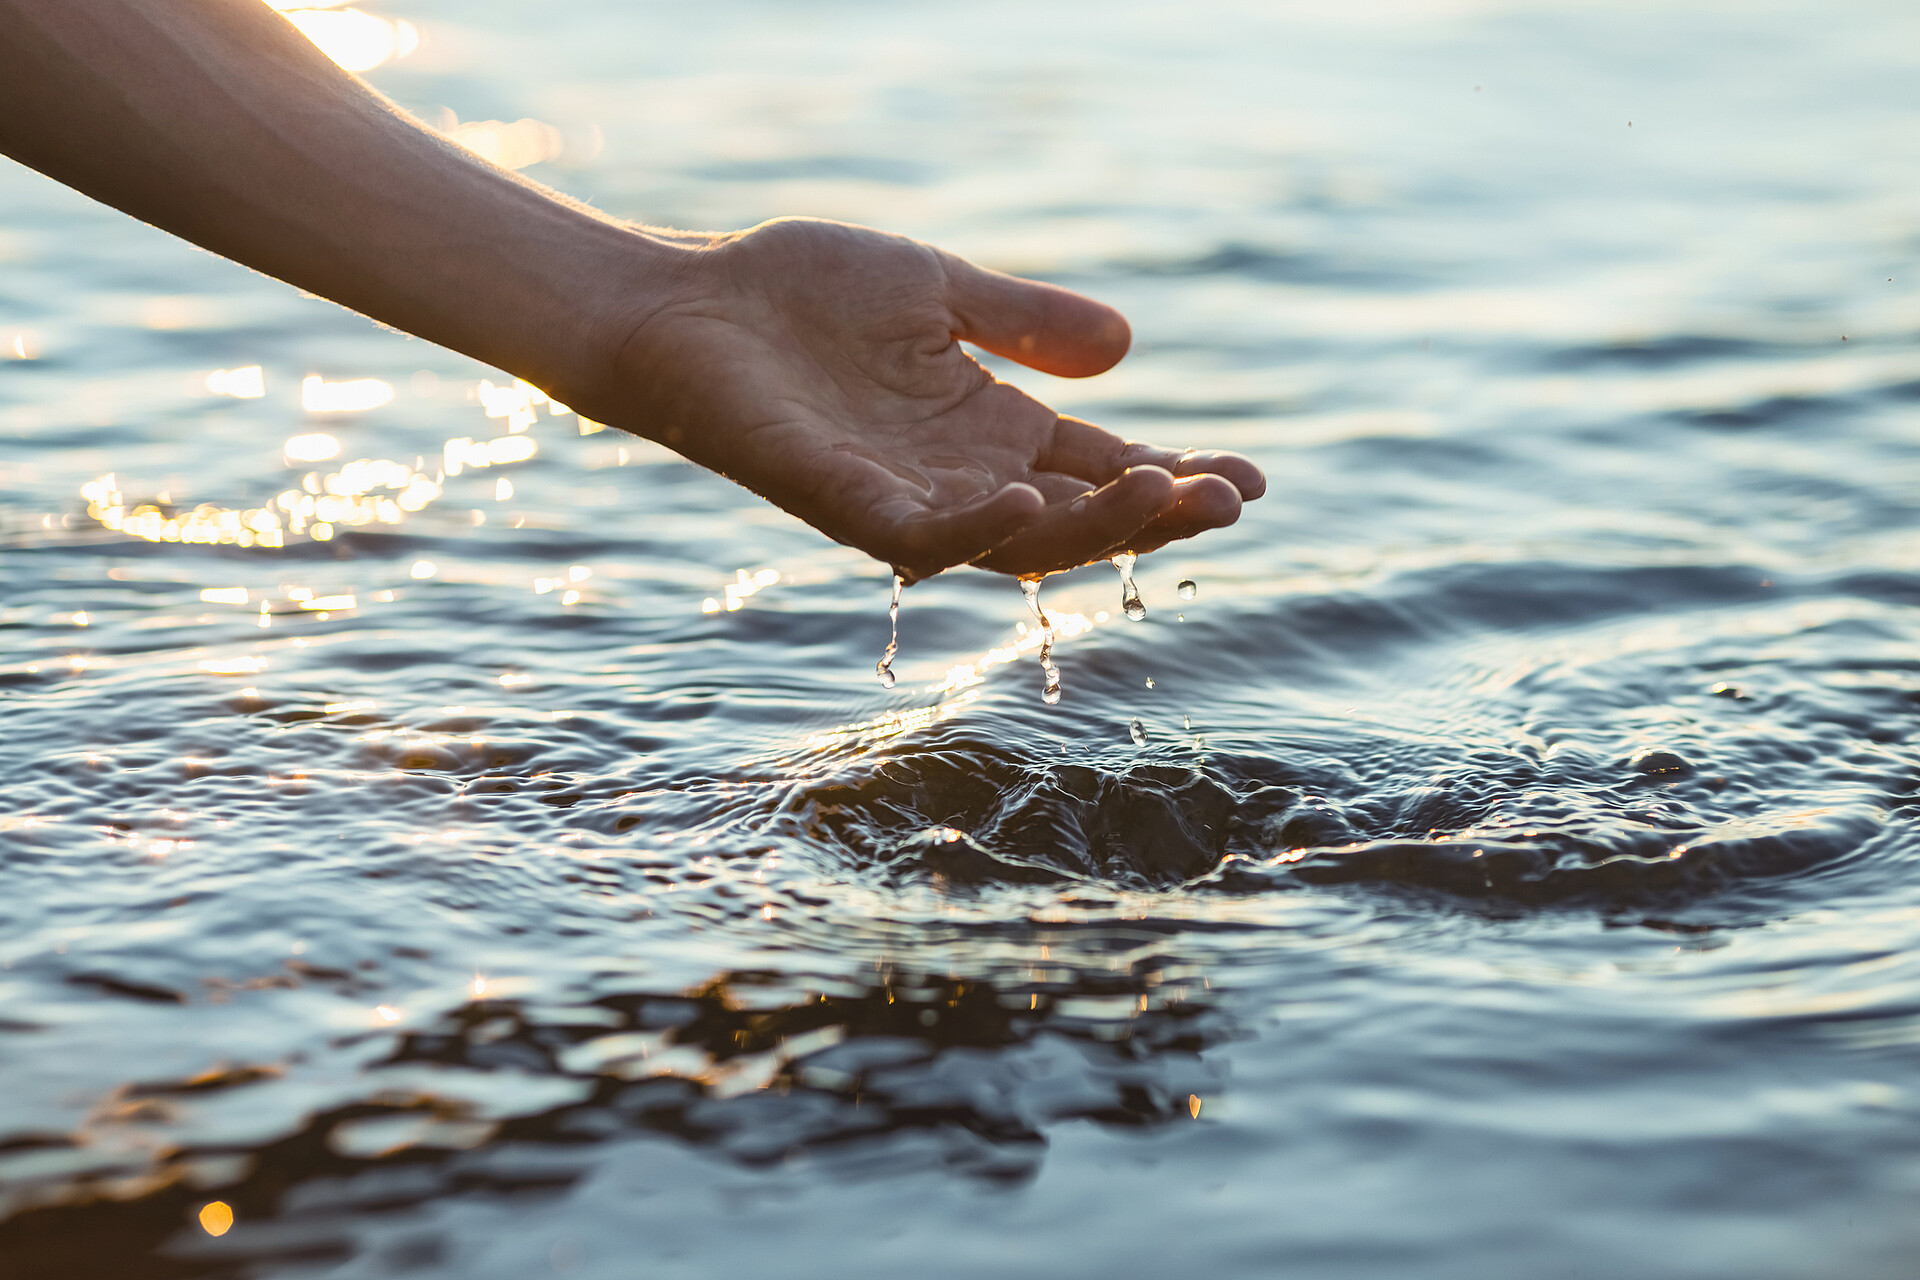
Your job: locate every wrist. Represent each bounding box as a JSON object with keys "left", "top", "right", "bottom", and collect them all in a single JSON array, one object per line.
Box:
[
  {"left": 510, "top": 215, "right": 703, "bottom": 406},
  {"left": 540, "top": 220, "right": 717, "bottom": 433}
]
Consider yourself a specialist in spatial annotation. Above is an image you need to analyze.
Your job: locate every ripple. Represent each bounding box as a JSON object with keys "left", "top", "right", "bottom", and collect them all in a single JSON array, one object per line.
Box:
[
  {"left": 9, "top": 0, "right": 1920, "bottom": 1272},
  {"left": 0, "top": 961, "right": 1226, "bottom": 1275}
]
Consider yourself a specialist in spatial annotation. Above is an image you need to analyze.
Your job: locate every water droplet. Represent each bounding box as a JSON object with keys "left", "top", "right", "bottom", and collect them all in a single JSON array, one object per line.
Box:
[
  {"left": 1182, "top": 713, "right": 1192, "bottom": 730},
  {"left": 876, "top": 573, "right": 902, "bottom": 689},
  {"left": 1145, "top": 677, "right": 1155, "bottom": 689},
  {"left": 1021, "top": 577, "right": 1061, "bottom": 705},
  {"left": 1177, "top": 579, "right": 1197, "bottom": 600},
  {"left": 1129, "top": 718, "right": 1147, "bottom": 746},
  {"left": 1112, "top": 552, "right": 1146, "bottom": 621}
]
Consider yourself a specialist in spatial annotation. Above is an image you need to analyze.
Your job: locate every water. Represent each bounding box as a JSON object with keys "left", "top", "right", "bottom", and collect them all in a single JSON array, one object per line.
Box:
[
  {"left": 5, "top": 1, "right": 1920, "bottom": 1276},
  {"left": 875, "top": 573, "right": 902, "bottom": 689},
  {"left": 1112, "top": 552, "right": 1146, "bottom": 621},
  {"left": 1019, "top": 577, "right": 1062, "bottom": 705}
]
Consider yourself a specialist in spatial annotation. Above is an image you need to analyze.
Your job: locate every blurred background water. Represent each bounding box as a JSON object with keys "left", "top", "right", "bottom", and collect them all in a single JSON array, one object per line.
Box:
[{"left": 5, "top": 1, "right": 1920, "bottom": 1276}]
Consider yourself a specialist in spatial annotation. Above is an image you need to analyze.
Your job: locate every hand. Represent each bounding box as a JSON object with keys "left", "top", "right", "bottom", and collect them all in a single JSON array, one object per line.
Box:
[
  {"left": 0, "top": 8, "right": 1258, "bottom": 585},
  {"left": 591, "top": 218, "right": 1265, "bottom": 584}
]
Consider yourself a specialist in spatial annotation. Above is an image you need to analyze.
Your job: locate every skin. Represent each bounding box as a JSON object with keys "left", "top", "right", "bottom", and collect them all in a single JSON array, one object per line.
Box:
[{"left": 0, "top": 0, "right": 1265, "bottom": 584}]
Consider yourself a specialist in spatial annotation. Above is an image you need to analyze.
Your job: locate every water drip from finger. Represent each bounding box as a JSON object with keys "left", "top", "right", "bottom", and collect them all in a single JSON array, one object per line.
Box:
[
  {"left": 1020, "top": 577, "right": 1061, "bottom": 705},
  {"left": 876, "top": 573, "right": 903, "bottom": 689}
]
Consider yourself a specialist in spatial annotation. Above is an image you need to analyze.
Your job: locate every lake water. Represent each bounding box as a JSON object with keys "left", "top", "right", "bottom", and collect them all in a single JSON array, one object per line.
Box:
[{"left": 5, "top": 1, "right": 1920, "bottom": 1276}]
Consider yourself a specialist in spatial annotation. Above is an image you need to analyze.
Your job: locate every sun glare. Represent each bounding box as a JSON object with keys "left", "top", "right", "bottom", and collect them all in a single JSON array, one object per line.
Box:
[
  {"left": 278, "top": 7, "right": 419, "bottom": 73},
  {"left": 446, "top": 117, "right": 565, "bottom": 171}
]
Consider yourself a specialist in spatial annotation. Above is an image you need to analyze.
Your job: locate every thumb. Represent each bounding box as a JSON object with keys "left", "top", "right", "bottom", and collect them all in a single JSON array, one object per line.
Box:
[{"left": 941, "top": 254, "right": 1131, "bottom": 378}]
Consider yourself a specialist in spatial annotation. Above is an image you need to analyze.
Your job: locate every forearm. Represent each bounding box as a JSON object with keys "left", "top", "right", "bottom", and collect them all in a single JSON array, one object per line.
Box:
[
  {"left": 0, "top": 0, "right": 1259, "bottom": 579},
  {"left": 0, "top": 0, "right": 683, "bottom": 401}
]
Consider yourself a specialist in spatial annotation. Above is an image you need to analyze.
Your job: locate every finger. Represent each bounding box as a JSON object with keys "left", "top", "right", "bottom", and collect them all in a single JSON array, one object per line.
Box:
[
  {"left": 1175, "top": 449, "right": 1266, "bottom": 500},
  {"left": 1027, "top": 472, "right": 1097, "bottom": 504},
  {"left": 1115, "top": 472, "right": 1244, "bottom": 556},
  {"left": 972, "top": 465, "right": 1176, "bottom": 577},
  {"left": 941, "top": 256, "right": 1131, "bottom": 378},
  {"left": 1040, "top": 418, "right": 1267, "bottom": 500},
  {"left": 875, "top": 481, "right": 1047, "bottom": 583},
  {"left": 1038, "top": 416, "right": 1181, "bottom": 484}
]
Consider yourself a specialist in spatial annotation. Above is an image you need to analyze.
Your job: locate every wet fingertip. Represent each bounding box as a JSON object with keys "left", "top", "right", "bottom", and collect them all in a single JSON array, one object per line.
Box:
[
  {"left": 996, "top": 480, "right": 1047, "bottom": 517},
  {"left": 954, "top": 483, "right": 1046, "bottom": 564},
  {"left": 1198, "top": 474, "right": 1244, "bottom": 521},
  {"left": 1179, "top": 451, "right": 1265, "bottom": 500},
  {"left": 1106, "top": 467, "right": 1175, "bottom": 524},
  {"left": 1170, "top": 473, "right": 1243, "bottom": 529},
  {"left": 969, "top": 486, "right": 1040, "bottom": 539},
  {"left": 1118, "top": 463, "right": 1177, "bottom": 496}
]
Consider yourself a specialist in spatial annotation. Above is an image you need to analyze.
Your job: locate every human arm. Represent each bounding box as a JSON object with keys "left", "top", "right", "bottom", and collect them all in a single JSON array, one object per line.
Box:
[{"left": 0, "top": 0, "right": 1264, "bottom": 582}]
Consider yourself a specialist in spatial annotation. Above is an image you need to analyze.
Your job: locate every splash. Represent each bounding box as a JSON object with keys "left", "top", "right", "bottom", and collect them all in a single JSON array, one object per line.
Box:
[{"left": 1020, "top": 577, "right": 1062, "bottom": 705}]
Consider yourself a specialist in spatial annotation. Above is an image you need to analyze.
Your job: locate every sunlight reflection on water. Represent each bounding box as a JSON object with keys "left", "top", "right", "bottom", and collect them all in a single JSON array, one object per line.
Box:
[{"left": 7, "top": 1, "right": 1920, "bottom": 1277}]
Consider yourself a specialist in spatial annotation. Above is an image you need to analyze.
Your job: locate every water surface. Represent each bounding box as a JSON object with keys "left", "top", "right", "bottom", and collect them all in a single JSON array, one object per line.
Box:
[{"left": 5, "top": 1, "right": 1920, "bottom": 1276}]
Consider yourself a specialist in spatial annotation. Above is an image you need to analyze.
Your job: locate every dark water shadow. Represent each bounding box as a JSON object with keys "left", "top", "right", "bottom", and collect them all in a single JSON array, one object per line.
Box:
[{"left": 0, "top": 960, "right": 1226, "bottom": 1280}]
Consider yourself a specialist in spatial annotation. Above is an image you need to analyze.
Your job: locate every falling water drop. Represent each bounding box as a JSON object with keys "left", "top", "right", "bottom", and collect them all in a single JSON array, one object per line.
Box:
[
  {"left": 876, "top": 573, "right": 903, "bottom": 689},
  {"left": 1112, "top": 552, "right": 1146, "bottom": 621},
  {"left": 1020, "top": 577, "right": 1062, "bottom": 705},
  {"left": 1129, "top": 718, "right": 1147, "bottom": 746},
  {"left": 1177, "top": 579, "right": 1197, "bottom": 600}
]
